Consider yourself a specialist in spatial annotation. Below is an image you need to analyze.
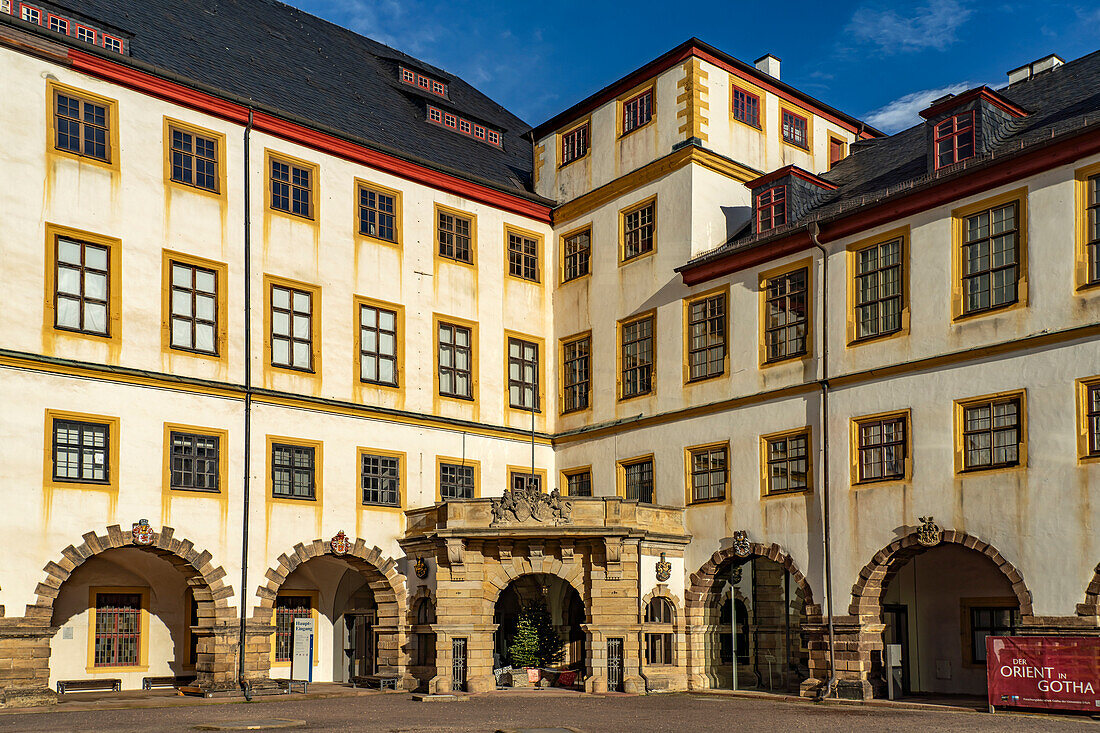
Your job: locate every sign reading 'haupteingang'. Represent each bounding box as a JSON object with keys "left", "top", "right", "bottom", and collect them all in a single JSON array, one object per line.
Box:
[{"left": 987, "top": 636, "right": 1100, "bottom": 713}]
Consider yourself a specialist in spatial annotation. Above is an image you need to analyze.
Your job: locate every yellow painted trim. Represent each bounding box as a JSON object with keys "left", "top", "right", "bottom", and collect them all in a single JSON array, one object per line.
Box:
[
  {"left": 507, "top": 464, "right": 548, "bottom": 493},
  {"left": 554, "top": 146, "right": 758, "bottom": 225},
  {"left": 844, "top": 227, "right": 910, "bottom": 348},
  {"left": 557, "top": 116, "right": 592, "bottom": 169},
  {"left": 44, "top": 222, "right": 123, "bottom": 351},
  {"left": 676, "top": 58, "right": 709, "bottom": 143},
  {"left": 356, "top": 446, "right": 407, "bottom": 512},
  {"left": 44, "top": 408, "right": 120, "bottom": 493},
  {"left": 503, "top": 329, "right": 546, "bottom": 415},
  {"left": 560, "top": 465, "right": 592, "bottom": 497},
  {"left": 1073, "top": 161, "right": 1100, "bottom": 292},
  {"left": 759, "top": 426, "right": 813, "bottom": 498},
  {"left": 619, "top": 195, "right": 658, "bottom": 266},
  {"left": 616, "top": 453, "right": 656, "bottom": 501},
  {"left": 959, "top": 597, "right": 1018, "bottom": 667},
  {"left": 1076, "top": 375, "right": 1100, "bottom": 463},
  {"left": 558, "top": 222, "right": 593, "bottom": 286},
  {"left": 617, "top": 310, "right": 657, "bottom": 402},
  {"left": 352, "top": 294, "right": 405, "bottom": 398},
  {"left": 354, "top": 179, "right": 403, "bottom": 249},
  {"left": 729, "top": 76, "right": 766, "bottom": 134},
  {"left": 432, "top": 313, "right": 480, "bottom": 407},
  {"left": 683, "top": 440, "right": 730, "bottom": 506},
  {"left": 86, "top": 587, "right": 150, "bottom": 673},
  {"left": 435, "top": 455, "right": 482, "bottom": 501},
  {"left": 433, "top": 202, "right": 478, "bottom": 268},
  {"left": 265, "top": 434, "right": 324, "bottom": 506},
  {"left": 533, "top": 142, "right": 546, "bottom": 188},
  {"left": 162, "top": 117, "right": 227, "bottom": 198},
  {"left": 778, "top": 103, "right": 813, "bottom": 153},
  {"left": 161, "top": 249, "right": 229, "bottom": 364},
  {"left": 950, "top": 188, "right": 1029, "bottom": 321},
  {"left": 270, "top": 590, "right": 320, "bottom": 668},
  {"left": 682, "top": 284, "right": 730, "bottom": 385},
  {"left": 827, "top": 133, "right": 847, "bottom": 171},
  {"left": 952, "top": 389, "right": 1028, "bottom": 475},
  {"left": 46, "top": 80, "right": 120, "bottom": 172},
  {"left": 503, "top": 223, "right": 544, "bottom": 285},
  {"left": 758, "top": 257, "right": 814, "bottom": 367},
  {"left": 558, "top": 330, "right": 593, "bottom": 416},
  {"left": 848, "top": 409, "right": 912, "bottom": 488},
  {"left": 264, "top": 149, "right": 320, "bottom": 223},
  {"left": 263, "top": 273, "right": 322, "bottom": 383},
  {"left": 617, "top": 81, "right": 656, "bottom": 140},
  {"left": 162, "top": 422, "right": 229, "bottom": 494}
]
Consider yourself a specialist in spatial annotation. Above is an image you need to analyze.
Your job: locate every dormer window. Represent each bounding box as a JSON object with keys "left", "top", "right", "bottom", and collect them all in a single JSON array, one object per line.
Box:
[
  {"left": 400, "top": 66, "right": 447, "bottom": 98},
  {"left": 934, "top": 111, "right": 975, "bottom": 169},
  {"left": 426, "top": 104, "right": 502, "bottom": 148},
  {"left": 757, "top": 186, "right": 787, "bottom": 232}
]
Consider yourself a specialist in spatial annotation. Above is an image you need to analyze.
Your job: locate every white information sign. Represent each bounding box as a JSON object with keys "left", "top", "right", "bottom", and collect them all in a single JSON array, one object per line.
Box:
[{"left": 291, "top": 617, "right": 314, "bottom": 683}]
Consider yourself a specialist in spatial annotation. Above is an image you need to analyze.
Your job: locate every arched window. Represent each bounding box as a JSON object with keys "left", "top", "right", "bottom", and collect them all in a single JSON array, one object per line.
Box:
[
  {"left": 644, "top": 597, "right": 674, "bottom": 624},
  {"left": 413, "top": 598, "right": 436, "bottom": 667},
  {"left": 643, "top": 597, "right": 675, "bottom": 665},
  {"left": 415, "top": 598, "right": 434, "bottom": 625}
]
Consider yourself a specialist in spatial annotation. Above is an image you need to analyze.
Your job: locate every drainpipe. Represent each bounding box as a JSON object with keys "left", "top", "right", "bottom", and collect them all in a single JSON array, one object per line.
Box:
[
  {"left": 808, "top": 222, "right": 837, "bottom": 700},
  {"left": 238, "top": 107, "right": 254, "bottom": 699}
]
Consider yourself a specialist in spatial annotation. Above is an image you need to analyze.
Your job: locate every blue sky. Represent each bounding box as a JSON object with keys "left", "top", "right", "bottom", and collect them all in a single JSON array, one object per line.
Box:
[{"left": 293, "top": 0, "right": 1100, "bottom": 134}]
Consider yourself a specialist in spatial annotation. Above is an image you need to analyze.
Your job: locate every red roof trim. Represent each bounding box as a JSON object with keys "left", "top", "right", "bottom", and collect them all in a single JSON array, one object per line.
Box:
[
  {"left": 681, "top": 125, "right": 1100, "bottom": 286},
  {"left": 66, "top": 49, "right": 551, "bottom": 224},
  {"left": 747, "top": 164, "right": 837, "bottom": 191},
  {"left": 919, "top": 86, "right": 1029, "bottom": 120},
  {"left": 530, "top": 39, "right": 880, "bottom": 141}
]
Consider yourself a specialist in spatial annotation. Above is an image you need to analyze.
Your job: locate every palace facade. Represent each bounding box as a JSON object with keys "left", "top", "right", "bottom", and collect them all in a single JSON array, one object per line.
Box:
[{"left": 0, "top": 0, "right": 1098, "bottom": 706}]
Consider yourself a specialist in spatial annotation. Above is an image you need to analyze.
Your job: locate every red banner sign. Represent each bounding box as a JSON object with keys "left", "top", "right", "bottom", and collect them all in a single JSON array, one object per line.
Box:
[{"left": 987, "top": 636, "right": 1100, "bottom": 713}]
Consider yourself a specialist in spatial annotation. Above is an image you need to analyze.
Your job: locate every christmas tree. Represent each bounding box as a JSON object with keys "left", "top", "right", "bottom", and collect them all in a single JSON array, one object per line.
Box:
[{"left": 508, "top": 599, "right": 565, "bottom": 668}]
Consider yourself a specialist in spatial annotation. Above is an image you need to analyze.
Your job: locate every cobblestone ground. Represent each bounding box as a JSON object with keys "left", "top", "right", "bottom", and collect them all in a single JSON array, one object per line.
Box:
[{"left": 0, "top": 692, "right": 1096, "bottom": 733}]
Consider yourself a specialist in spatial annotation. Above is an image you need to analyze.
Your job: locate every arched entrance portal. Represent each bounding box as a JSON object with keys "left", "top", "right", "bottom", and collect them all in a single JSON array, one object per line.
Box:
[
  {"left": 493, "top": 573, "right": 585, "bottom": 678},
  {"left": 701, "top": 555, "right": 808, "bottom": 692}
]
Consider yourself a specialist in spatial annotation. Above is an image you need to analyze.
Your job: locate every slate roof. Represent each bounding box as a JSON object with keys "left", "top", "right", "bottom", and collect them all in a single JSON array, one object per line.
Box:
[
  {"left": 3, "top": 0, "right": 540, "bottom": 198},
  {"left": 685, "top": 48, "right": 1100, "bottom": 268}
]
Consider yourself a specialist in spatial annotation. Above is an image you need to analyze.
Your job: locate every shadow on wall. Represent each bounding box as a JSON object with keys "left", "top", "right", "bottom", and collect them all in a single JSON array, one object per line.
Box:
[{"left": 721, "top": 205, "right": 751, "bottom": 246}]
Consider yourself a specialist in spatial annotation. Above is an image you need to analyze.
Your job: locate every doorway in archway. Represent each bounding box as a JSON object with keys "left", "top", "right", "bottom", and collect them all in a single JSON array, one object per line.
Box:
[
  {"left": 704, "top": 556, "right": 807, "bottom": 693},
  {"left": 493, "top": 573, "right": 585, "bottom": 676}
]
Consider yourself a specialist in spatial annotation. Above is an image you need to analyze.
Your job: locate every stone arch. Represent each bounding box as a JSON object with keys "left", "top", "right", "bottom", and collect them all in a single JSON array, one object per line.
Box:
[
  {"left": 28, "top": 523, "right": 236, "bottom": 690},
  {"left": 641, "top": 584, "right": 683, "bottom": 622},
  {"left": 849, "top": 529, "right": 1032, "bottom": 618},
  {"left": 483, "top": 558, "right": 587, "bottom": 611},
  {"left": 407, "top": 585, "right": 437, "bottom": 626},
  {"left": 1078, "top": 561, "right": 1100, "bottom": 616},
  {"left": 684, "top": 540, "right": 814, "bottom": 693},
  {"left": 254, "top": 538, "right": 407, "bottom": 623},
  {"left": 686, "top": 541, "right": 815, "bottom": 621}
]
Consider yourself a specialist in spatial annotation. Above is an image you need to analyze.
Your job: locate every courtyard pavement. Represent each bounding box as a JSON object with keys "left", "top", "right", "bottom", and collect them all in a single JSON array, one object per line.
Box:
[{"left": 0, "top": 688, "right": 1096, "bottom": 732}]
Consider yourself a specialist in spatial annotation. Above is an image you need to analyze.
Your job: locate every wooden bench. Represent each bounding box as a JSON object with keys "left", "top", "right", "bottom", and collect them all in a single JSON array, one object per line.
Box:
[
  {"left": 142, "top": 674, "right": 196, "bottom": 690},
  {"left": 56, "top": 678, "right": 122, "bottom": 694},
  {"left": 350, "top": 674, "right": 399, "bottom": 691}
]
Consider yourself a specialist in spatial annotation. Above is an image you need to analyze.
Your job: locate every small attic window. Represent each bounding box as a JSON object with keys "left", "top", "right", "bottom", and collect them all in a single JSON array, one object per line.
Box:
[
  {"left": 400, "top": 66, "right": 446, "bottom": 98},
  {"left": 426, "top": 104, "right": 502, "bottom": 149},
  {"left": 934, "top": 111, "right": 975, "bottom": 169},
  {"left": 757, "top": 185, "right": 787, "bottom": 232}
]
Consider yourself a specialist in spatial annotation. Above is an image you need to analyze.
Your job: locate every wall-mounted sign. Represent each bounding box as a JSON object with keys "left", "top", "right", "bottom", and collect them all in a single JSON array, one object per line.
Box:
[{"left": 987, "top": 636, "right": 1100, "bottom": 713}]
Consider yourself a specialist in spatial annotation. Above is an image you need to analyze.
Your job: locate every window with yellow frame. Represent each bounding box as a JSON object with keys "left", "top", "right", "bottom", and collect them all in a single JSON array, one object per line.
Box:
[
  {"left": 47, "top": 80, "right": 120, "bottom": 171},
  {"left": 1074, "top": 161, "right": 1100, "bottom": 291},
  {"left": 761, "top": 428, "right": 812, "bottom": 496},
  {"left": 163, "top": 249, "right": 229, "bottom": 361},
  {"left": 846, "top": 228, "right": 908, "bottom": 346},
  {"left": 265, "top": 149, "right": 318, "bottom": 221},
  {"left": 88, "top": 587, "right": 149, "bottom": 672},
  {"left": 951, "top": 188, "right": 1029, "bottom": 320},
  {"left": 164, "top": 117, "right": 226, "bottom": 196},
  {"left": 850, "top": 411, "right": 911, "bottom": 486},
  {"left": 561, "top": 466, "right": 592, "bottom": 496},
  {"left": 685, "top": 441, "right": 729, "bottom": 505},
  {"left": 953, "top": 390, "right": 1027, "bottom": 474},
  {"left": 356, "top": 180, "right": 402, "bottom": 246},
  {"left": 263, "top": 274, "right": 322, "bottom": 378},
  {"left": 1075, "top": 376, "right": 1100, "bottom": 462},
  {"left": 684, "top": 287, "right": 728, "bottom": 383},
  {"left": 44, "top": 223, "right": 123, "bottom": 349}
]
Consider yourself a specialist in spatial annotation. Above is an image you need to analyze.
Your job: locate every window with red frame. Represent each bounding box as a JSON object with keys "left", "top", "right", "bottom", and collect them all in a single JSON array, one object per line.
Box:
[
  {"left": 934, "top": 111, "right": 975, "bottom": 169},
  {"left": 426, "top": 105, "right": 502, "bottom": 148},
  {"left": 756, "top": 185, "right": 786, "bottom": 231},
  {"left": 829, "top": 138, "right": 846, "bottom": 169},
  {"left": 781, "top": 110, "right": 808, "bottom": 149},
  {"left": 561, "top": 123, "right": 589, "bottom": 165},
  {"left": 102, "top": 35, "right": 122, "bottom": 53},
  {"left": 622, "top": 89, "right": 653, "bottom": 135},
  {"left": 732, "top": 87, "right": 760, "bottom": 128},
  {"left": 48, "top": 14, "right": 68, "bottom": 34},
  {"left": 20, "top": 4, "right": 41, "bottom": 24},
  {"left": 76, "top": 25, "right": 96, "bottom": 44},
  {"left": 400, "top": 66, "right": 447, "bottom": 97}
]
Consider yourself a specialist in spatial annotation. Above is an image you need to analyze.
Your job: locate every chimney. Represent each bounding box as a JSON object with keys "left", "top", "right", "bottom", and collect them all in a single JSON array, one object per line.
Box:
[
  {"left": 1007, "top": 53, "right": 1064, "bottom": 85},
  {"left": 754, "top": 54, "right": 781, "bottom": 80}
]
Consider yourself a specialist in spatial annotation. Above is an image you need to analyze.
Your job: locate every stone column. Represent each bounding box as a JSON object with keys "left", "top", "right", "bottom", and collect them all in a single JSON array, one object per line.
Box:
[{"left": 0, "top": 619, "right": 56, "bottom": 708}]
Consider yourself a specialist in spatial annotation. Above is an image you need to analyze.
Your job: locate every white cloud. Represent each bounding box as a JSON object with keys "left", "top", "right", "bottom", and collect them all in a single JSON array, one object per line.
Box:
[
  {"left": 864, "top": 82, "right": 972, "bottom": 133},
  {"left": 846, "top": 0, "right": 974, "bottom": 54}
]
